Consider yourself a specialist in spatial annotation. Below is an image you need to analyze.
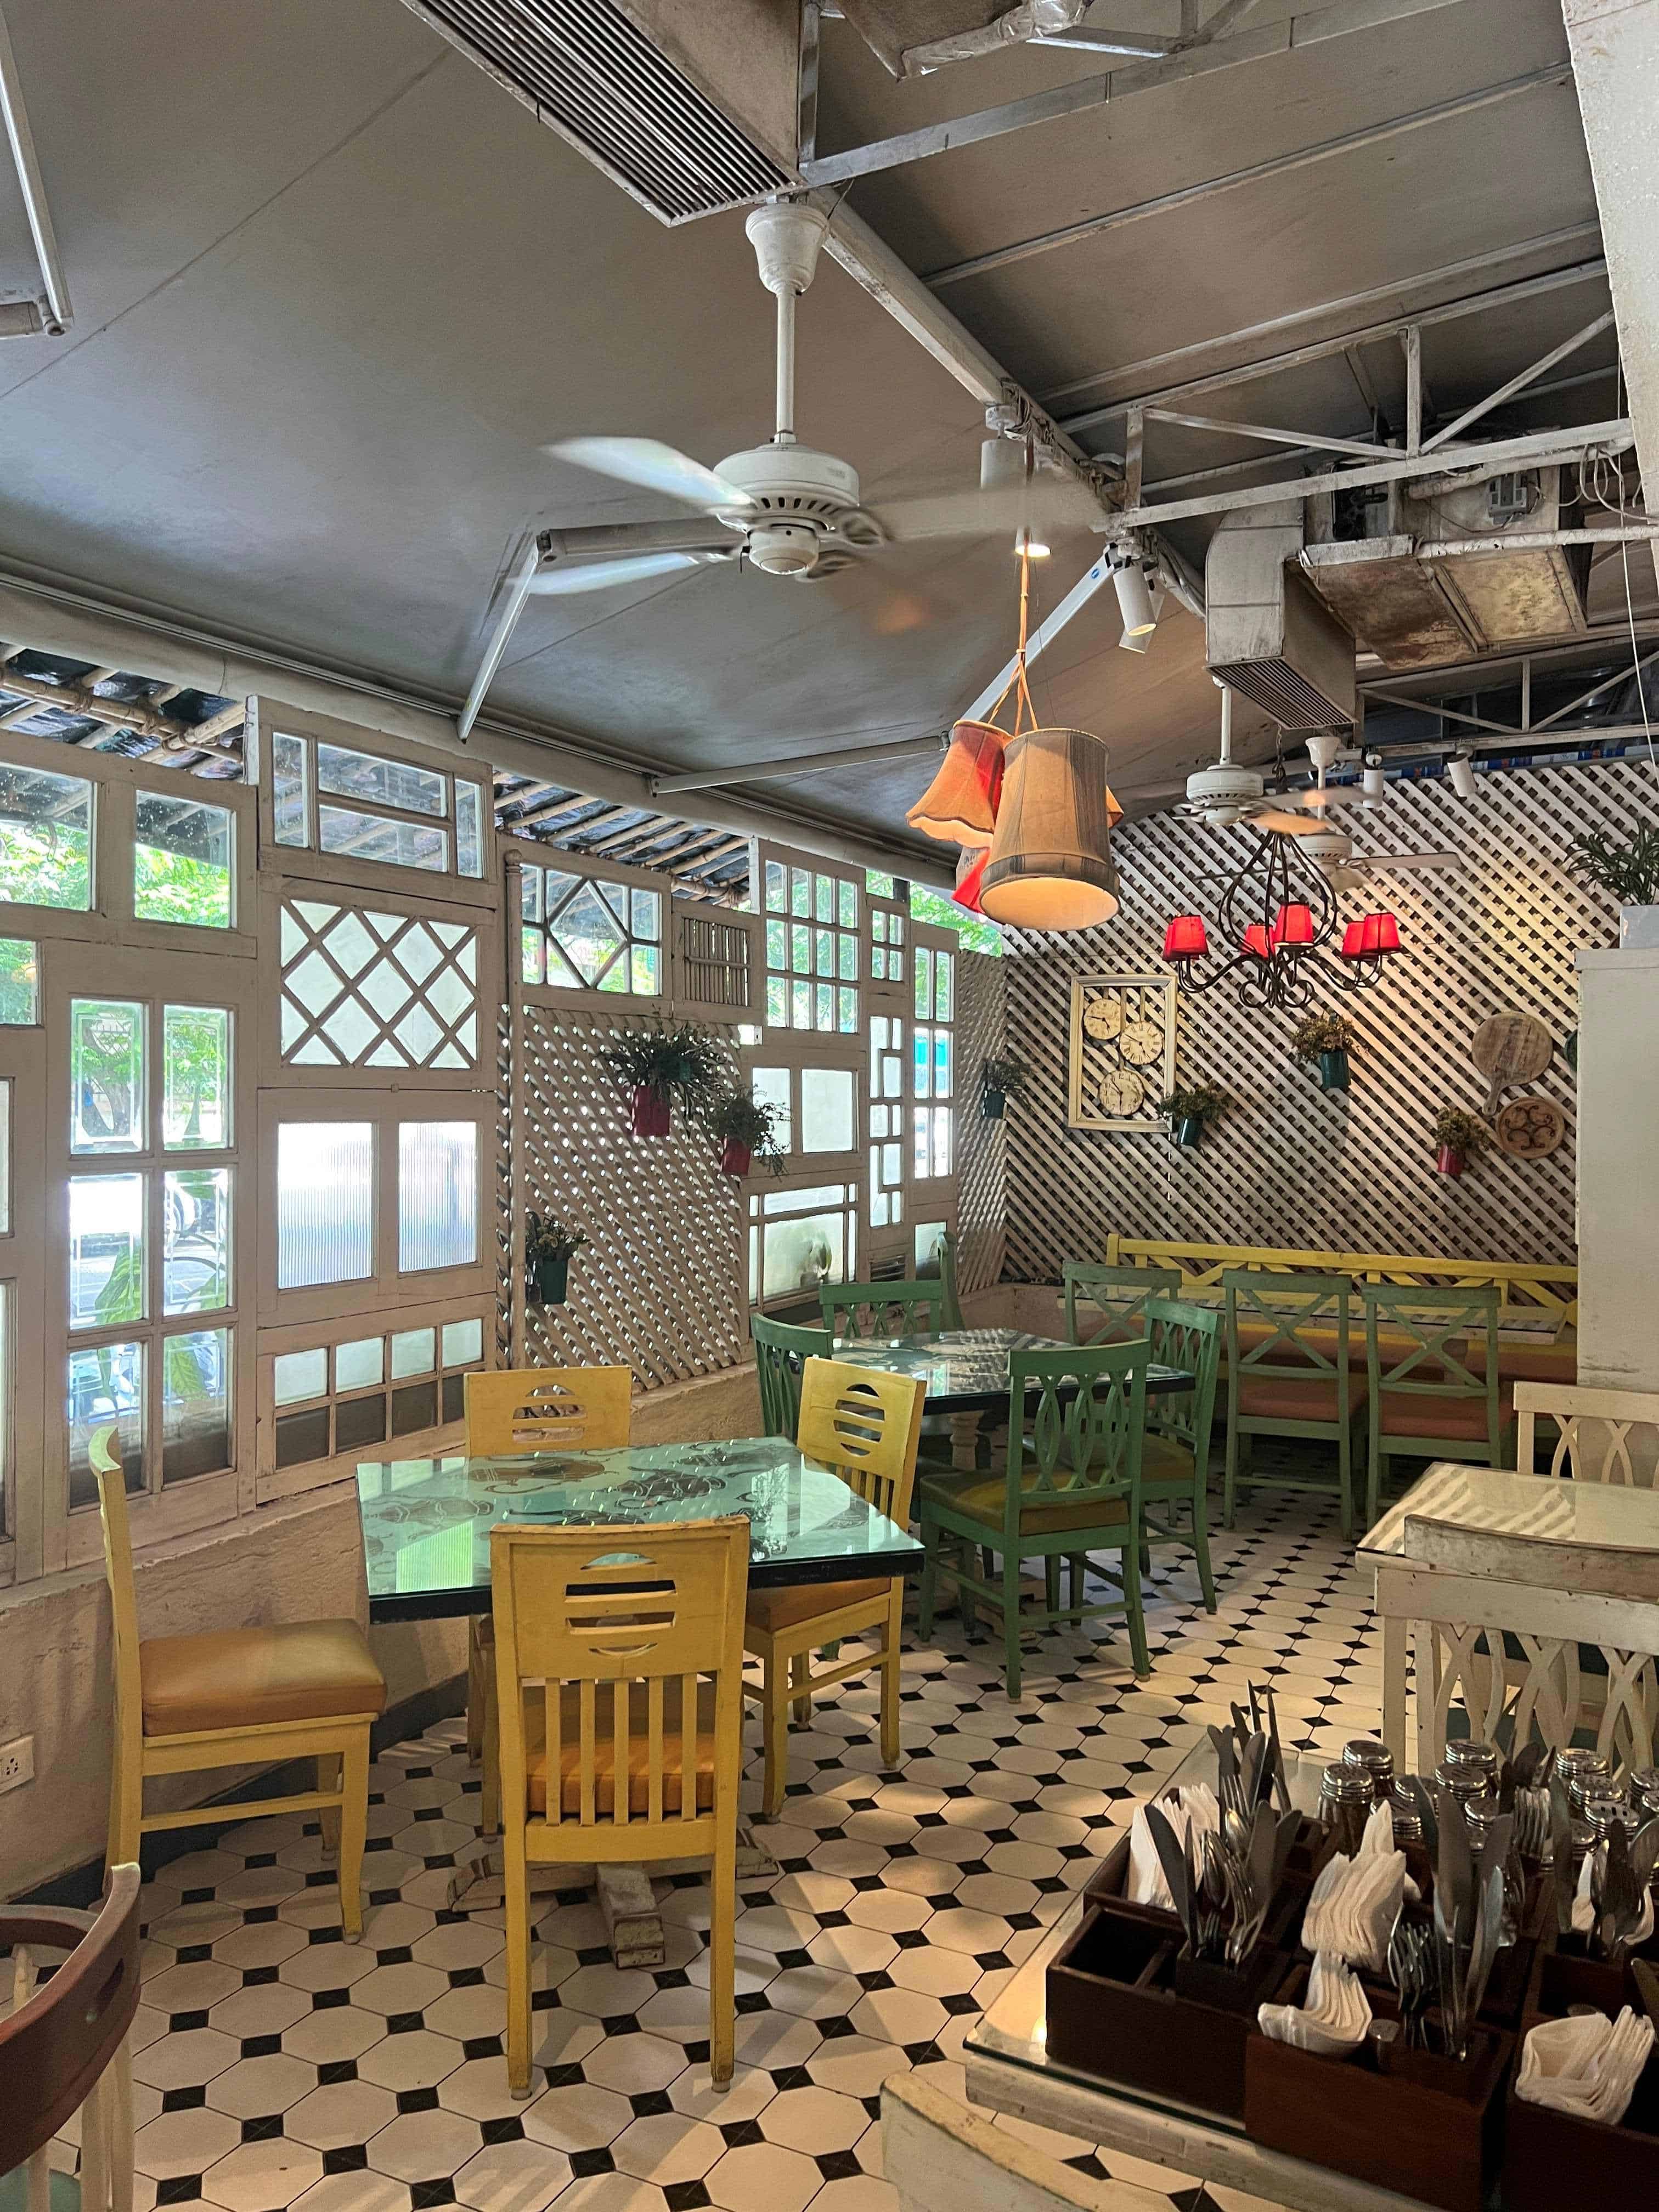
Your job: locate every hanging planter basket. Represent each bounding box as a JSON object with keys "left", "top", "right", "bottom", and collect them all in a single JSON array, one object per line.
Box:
[
  {"left": 720, "top": 1137, "right": 752, "bottom": 1178},
  {"left": 1436, "top": 1144, "right": 1466, "bottom": 1179},
  {"left": 1171, "top": 1116, "right": 1205, "bottom": 1150},
  {"left": 1317, "top": 1048, "right": 1351, "bottom": 1092},
  {"left": 631, "top": 1085, "right": 672, "bottom": 1138},
  {"left": 528, "top": 1253, "right": 570, "bottom": 1306},
  {"left": 982, "top": 1088, "right": 1006, "bottom": 1121}
]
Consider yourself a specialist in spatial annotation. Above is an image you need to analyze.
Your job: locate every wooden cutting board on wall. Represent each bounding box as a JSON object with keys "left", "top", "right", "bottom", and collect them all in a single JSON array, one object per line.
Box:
[{"left": 1471, "top": 1012, "right": 1553, "bottom": 1113}]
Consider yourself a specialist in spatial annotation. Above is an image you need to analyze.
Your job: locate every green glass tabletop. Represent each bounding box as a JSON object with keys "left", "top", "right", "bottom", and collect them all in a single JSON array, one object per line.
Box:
[{"left": 357, "top": 1438, "right": 923, "bottom": 1622}]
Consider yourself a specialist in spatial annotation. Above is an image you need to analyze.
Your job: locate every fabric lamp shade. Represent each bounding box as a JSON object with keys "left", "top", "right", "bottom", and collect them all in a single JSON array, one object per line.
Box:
[
  {"left": 1340, "top": 919, "right": 1367, "bottom": 960},
  {"left": 905, "top": 720, "right": 1007, "bottom": 847},
  {"left": 1273, "top": 901, "right": 1316, "bottom": 947},
  {"left": 952, "top": 847, "right": 989, "bottom": 915},
  {"left": 1163, "top": 914, "right": 1207, "bottom": 960},
  {"left": 1242, "top": 922, "right": 1273, "bottom": 960},
  {"left": 1366, "top": 910, "right": 1402, "bottom": 954},
  {"left": 979, "top": 728, "right": 1122, "bottom": 930}
]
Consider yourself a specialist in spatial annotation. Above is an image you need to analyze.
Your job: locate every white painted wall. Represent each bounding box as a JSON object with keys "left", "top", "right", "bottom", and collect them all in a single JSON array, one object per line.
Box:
[{"left": 1573, "top": 946, "right": 1659, "bottom": 1387}]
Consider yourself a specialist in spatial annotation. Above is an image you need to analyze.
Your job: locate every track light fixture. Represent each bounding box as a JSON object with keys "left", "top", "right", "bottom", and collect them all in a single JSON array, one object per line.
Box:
[
  {"left": 1362, "top": 763, "right": 1386, "bottom": 802},
  {"left": 1447, "top": 754, "right": 1478, "bottom": 800},
  {"left": 1111, "top": 553, "right": 1156, "bottom": 641}
]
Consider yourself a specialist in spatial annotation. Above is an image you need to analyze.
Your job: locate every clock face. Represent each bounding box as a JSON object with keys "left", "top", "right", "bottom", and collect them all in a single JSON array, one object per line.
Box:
[
  {"left": 1098, "top": 1068, "right": 1144, "bottom": 1118},
  {"left": 1082, "top": 995, "right": 1125, "bottom": 1041},
  {"left": 1119, "top": 1018, "right": 1165, "bottom": 1068}
]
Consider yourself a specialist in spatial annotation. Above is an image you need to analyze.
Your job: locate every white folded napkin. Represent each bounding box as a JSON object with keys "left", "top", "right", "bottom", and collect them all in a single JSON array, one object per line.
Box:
[
  {"left": 1571, "top": 1850, "right": 1657, "bottom": 1945},
  {"left": 1302, "top": 1832, "right": 1407, "bottom": 1973},
  {"left": 1516, "top": 2007, "right": 1655, "bottom": 2127},
  {"left": 1126, "top": 1782, "right": 1220, "bottom": 1909},
  {"left": 1259, "top": 1950, "right": 1372, "bottom": 2056}
]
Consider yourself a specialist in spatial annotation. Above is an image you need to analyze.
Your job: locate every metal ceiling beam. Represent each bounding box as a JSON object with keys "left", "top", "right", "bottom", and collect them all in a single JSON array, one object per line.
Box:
[
  {"left": 1046, "top": 235, "right": 1605, "bottom": 427},
  {"left": 799, "top": 0, "right": 1480, "bottom": 187},
  {"left": 1419, "top": 308, "right": 1617, "bottom": 452},
  {"left": 0, "top": 0, "right": 70, "bottom": 334},
  {"left": 924, "top": 65, "right": 1567, "bottom": 289},
  {"left": 1108, "top": 417, "right": 1634, "bottom": 529}
]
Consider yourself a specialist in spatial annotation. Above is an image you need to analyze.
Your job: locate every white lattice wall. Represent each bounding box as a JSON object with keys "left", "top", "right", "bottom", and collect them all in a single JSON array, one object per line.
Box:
[{"left": 998, "top": 758, "right": 1647, "bottom": 1281}]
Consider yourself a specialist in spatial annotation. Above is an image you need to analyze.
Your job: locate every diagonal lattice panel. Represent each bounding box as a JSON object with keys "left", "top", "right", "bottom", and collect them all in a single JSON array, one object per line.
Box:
[
  {"left": 279, "top": 897, "right": 479, "bottom": 1070},
  {"left": 995, "top": 758, "right": 1646, "bottom": 1282},
  {"left": 955, "top": 951, "right": 1007, "bottom": 1297}
]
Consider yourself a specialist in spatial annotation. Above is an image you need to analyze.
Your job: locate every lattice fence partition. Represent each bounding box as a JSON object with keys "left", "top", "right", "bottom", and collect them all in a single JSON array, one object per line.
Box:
[
  {"left": 497, "top": 1005, "right": 747, "bottom": 1389},
  {"left": 955, "top": 950, "right": 1007, "bottom": 1296},
  {"left": 998, "top": 758, "right": 1644, "bottom": 1281}
]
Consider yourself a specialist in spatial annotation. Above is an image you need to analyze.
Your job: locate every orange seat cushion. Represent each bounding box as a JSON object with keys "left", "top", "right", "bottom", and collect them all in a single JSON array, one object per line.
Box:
[
  {"left": 140, "top": 1621, "right": 386, "bottom": 1737},
  {"left": 521, "top": 1679, "right": 719, "bottom": 1818},
  {"left": 922, "top": 1470, "right": 1129, "bottom": 1536},
  {"left": 1376, "top": 1386, "right": 1513, "bottom": 1440},
  {"left": 1466, "top": 1339, "right": 1577, "bottom": 1385},
  {"left": 746, "top": 1579, "right": 890, "bottom": 1634},
  {"left": 1237, "top": 1376, "right": 1362, "bottom": 1424},
  {"left": 1141, "top": 1436, "right": 1196, "bottom": 1489}
]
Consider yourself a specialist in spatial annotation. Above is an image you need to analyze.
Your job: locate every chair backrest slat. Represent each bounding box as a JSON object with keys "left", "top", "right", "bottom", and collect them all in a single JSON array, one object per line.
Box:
[
  {"left": 1063, "top": 1263, "right": 1181, "bottom": 1348},
  {"left": 466, "top": 1365, "right": 632, "bottom": 1457},
  {"left": 819, "top": 1280, "right": 951, "bottom": 1341},
  {"left": 1145, "top": 1297, "right": 1223, "bottom": 1455},
  {"left": 91, "top": 1427, "right": 146, "bottom": 1792},
  {"left": 1362, "top": 1283, "right": 1500, "bottom": 1409},
  {"left": 1515, "top": 1381, "right": 1659, "bottom": 1486},
  {"left": 796, "top": 1358, "right": 927, "bottom": 1530},
  {"left": 1006, "top": 1342, "right": 1148, "bottom": 1536},
  {"left": 1223, "top": 1269, "right": 1350, "bottom": 1398},
  {"left": 751, "top": 1314, "right": 834, "bottom": 1440}
]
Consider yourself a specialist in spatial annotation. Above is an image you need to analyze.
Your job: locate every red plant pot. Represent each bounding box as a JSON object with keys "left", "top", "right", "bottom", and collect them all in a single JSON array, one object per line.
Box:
[
  {"left": 1436, "top": 1143, "right": 1466, "bottom": 1178},
  {"left": 720, "top": 1138, "right": 752, "bottom": 1178},
  {"left": 631, "top": 1085, "right": 671, "bottom": 1138}
]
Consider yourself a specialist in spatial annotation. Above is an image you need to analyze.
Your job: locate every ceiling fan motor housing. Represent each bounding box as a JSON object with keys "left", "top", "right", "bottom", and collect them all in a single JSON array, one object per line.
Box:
[
  {"left": 716, "top": 442, "right": 863, "bottom": 574},
  {"left": 1184, "top": 760, "right": 1265, "bottom": 824}
]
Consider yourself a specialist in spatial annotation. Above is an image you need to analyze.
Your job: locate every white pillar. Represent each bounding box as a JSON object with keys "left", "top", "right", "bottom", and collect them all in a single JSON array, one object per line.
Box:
[
  {"left": 1562, "top": 1, "right": 1659, "bottom": 498},
  {"left": 1575, "top": 946, "right": 1659, "bottom": 1388}
]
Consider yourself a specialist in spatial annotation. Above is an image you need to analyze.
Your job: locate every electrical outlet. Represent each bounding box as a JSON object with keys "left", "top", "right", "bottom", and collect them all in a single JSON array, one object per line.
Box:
[{"left": 0, "top": 1735, "right": 33, "bottom": 1792}]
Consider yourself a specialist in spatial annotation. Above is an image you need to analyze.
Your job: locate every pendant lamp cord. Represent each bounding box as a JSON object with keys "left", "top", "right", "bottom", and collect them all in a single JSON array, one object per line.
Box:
[{"left": 985, "top": 548, "right": 1040, "bottom": 740}]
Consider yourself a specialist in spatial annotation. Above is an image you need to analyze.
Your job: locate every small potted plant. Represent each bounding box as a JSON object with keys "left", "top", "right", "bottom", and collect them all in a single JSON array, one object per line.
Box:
[
  {"left": 711, "top": 1088, "right": 785, "bottom": 1178},
  {"left": 980, "top": 1053, "right": 1029, "bottom": 1120},
  {"left": 525, "top": 1214, "right": 588, "bottom": 1305},
  {"left": 1431, "top": 1107, "right": 1487, "bottom": 1179},
  {"left": 599, "top": 1019, "right": 723, "bottom": 1137},
  {"left": 1291, "top": 1009, "right": 1356, "bottom": 1093},
  {"left": 1567, "top": 823, "right": 1659, "bottom": 947},
  {"left": 1158, "top": 1083, "right": 1228, "bottom": 1150},
  {"left": 796, "top": 1229, "right": 833, "bottom": 1290}
]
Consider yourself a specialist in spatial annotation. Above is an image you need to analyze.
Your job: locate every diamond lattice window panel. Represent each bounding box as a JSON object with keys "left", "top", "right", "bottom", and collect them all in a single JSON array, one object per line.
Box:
[{"left": 279, "top": 899, "right": 479, "bottom": 1070}]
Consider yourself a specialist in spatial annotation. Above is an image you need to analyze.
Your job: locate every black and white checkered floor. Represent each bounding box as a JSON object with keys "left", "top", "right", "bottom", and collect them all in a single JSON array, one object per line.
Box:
[{"left": 83, "top": 1485, "right": 1385, "bottom": 2212}]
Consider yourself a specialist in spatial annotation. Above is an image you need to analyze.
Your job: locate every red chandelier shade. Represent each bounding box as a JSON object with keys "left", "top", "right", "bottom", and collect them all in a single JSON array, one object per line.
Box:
[
  {"left": 952, "top": 848, "right": 989, "bottom": 915},
  {"left": 1342, "top": 910, "right": 1402, "bottom": 959},
  {"left": 1241, "top": 922, "right": 1273, "bottom": 960},
  {"left": 1162, "top": 914, "right": 1208, "bottom": 960},
  {"left": 1272, "top": 901, "right": 1316, "bottom": 948}
]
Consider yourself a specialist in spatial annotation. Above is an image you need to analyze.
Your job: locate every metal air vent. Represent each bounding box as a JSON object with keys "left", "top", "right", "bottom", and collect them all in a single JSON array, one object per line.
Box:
[
  {"left": 402, "top": 0, "right": 795, "bottom": 223},
  {"left": 1205, "top": 504, "right": 1357, "bottom": 731}
]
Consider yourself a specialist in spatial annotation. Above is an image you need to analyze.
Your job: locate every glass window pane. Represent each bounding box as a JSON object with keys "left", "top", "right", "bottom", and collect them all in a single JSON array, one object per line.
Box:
[
  {"left": 816, "top": 875, "right": 834, "bottom": 923},
  {"left": 815, "top": 929, "right": 833, "bottom": 978},
  {"left": 398, "top": 1122, "right": 478, "bottom": 1272},
  {"left": 163, "top": 1168, "right": 230, "bottom": 1316},
  {"left": 839, "top": 880, "right": 857, "bottom": 928},
  {"left": 67, "top": 1341, "right": 143, "bottom": 1509},
  {"left": 913, "top": 1029, "right": 931, "bottom": 1098},
  {"left": 521, "top": 926, "right": 546, "bottom": 986},
  {"left": 71, "top": 1000, "right": 144, "bottom": 1154},
  {"left": 800, "top": 1067, "right": 855, "bottom": 1154},
  {"left": 937, "top": 951, "right": 955, "bottom": 1020},
  {"left": 760, "top": 1205, "right": 851, "bottom": 1301},
  {"left": 815, "top": 984, "right": 834, "bottom": 1031},
  {"left": 791, "top": 924, "right": 811, "bottom": 975},
  {"left": 319, "top": 806, "right": 449, "bottom": 872},
  {"left": 630, "top": 945, "right": 659, "bottom": 995},
  {"left": 791, "top": 869, "right": 810, "bottom": 917},
  {"left": 274, "top": 1347, "right": 327, "bottom": 1405},
  {"left": 392, "top": 1380, "right": 438, "bottom": 1434},
  {"left": 272, "top": 733, "right": 309, "bottom": 845},
  {"left": 838, "top": 988, "right": 857, "bottom": 1033},
  {"left": 163, "top": 1006, "right": 230, "bottom": 1149},
  {"left": 134, "top": 793, "right": 233, "bottom": 928},
  {"left": 752, "top": 1066, "right": 792, "bottom": 1150},
  {"left": 765, "top": 977, "right": 788, "bottom": 1026},
  {"left": 934, "top": 1106, "right": 953, "bottom": 1175},
  {"left": 276, "top": 1122, "right": 373, "bottom": 1289},
  {"left": 915, "top": 1222, "right": 947, "bottom": 1274},
  {"left": 336, "top": 1336, "right": 385, "bottom": 1390},
  {"left": 391, "top": 1327, "right": 436, "bottom": 1378},
  {"left": 0, "top": 763, "right": 92, "bottom": 910},
  {"left": 0, "top": 1081, "right": 9, "bottom": 1234},
  {"left": 315, "top": 741, "right": 446, "bottom": 817},
  {"left": 790, "top": 979, "right": 811, "bottom": 1029},
  {"left": 0, "top": 938, "right": 37, "bottom": 1023},
  {"left": 915, "top": 947, "right": 930, "bottom": 1020},
  {"left": 455, "top": 781, "right": 484, "bottom": 877},
  {"left": 69, "top": 1173, "right": 144, "bottom": 1328},
  {"left": 336, "top": 1393, "right": 387, "bottom": 1451},
  {"left": 838, "top": 933, "right": 857, "bottom": 980},
  {"left": 162, "top": 1328, "right": 231, "bottom": 1486},
  {"left": 631, "top": 888, "right": 660, "bottom": 941},
  {"left": 275, "top": 1406, "right": 330, "bottom": 1468},
  {"left": 442, "top": 1317, "right": 483, "bottom": 1367},
  {"left": 765, "top": 859, "right": 787, "bottom": 913}
]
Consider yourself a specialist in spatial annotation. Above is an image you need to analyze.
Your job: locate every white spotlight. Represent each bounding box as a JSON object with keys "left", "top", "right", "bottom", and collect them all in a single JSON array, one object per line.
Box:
[
  {"left": 1363, "top": 765, "right": 1386, "bottom": 802},
  {"left": 1448, "top": 754, "right": 1478, "bottom": 800},
  {"left": 1013, "top": 524, "right": 1050, "bottom": 560},
  {"left": 1112, "top": 558, "right": 1156, "bottom": 639}
]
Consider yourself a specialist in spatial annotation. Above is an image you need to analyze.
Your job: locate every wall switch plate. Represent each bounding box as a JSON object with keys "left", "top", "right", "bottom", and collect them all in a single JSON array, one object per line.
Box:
[{"left": 0, "top": 1735, "right": 33, "bottom": 1792}]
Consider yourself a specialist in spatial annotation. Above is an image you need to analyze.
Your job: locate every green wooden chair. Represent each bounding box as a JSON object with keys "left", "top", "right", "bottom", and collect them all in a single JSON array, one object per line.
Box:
[
  {"left": 917, "top": 1340, "right": 1149, "bottom": 1697},
  {"left": 935, "top": 1231, "right": 967, "bottom": 1330},
  {"left": 1224, "top": 1270, "right": 1361, "bottom": 1537},
  {"left": 1063, "top": 1261, "right": 1181, "bottom": 1346},
  {"left": 1137, "top": 1296, "right": 1223, "bottom": 1611},
  {"left": 820, "top": 1280, "right": 955, "bottom": 1341},
  {"left": 751, "top": 1313, "right": 833, "bottom": 1440},
  {"left": 1363, "top": 1283, "right": 1514, "bottom": 1530}
]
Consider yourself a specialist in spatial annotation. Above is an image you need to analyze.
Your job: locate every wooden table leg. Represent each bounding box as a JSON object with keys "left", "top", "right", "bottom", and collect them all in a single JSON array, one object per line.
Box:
[{"left": 1381, "top": 1612, "right": 1409, "bottom": 1768}]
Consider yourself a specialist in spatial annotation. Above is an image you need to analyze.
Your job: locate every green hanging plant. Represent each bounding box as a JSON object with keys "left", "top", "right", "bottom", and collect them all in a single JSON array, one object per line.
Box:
[
  {"left": 1566, "top": 824, "right": 1659, "bottom": 906},
  {"left": 599, "top": 1019, "right": 724, "bottom": 1135}
]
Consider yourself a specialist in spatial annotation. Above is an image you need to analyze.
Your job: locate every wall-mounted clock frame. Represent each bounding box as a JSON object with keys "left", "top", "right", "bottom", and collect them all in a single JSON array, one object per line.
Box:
[{"left": 1068, "top": 974, "right": 1177, "bottom": 1131}]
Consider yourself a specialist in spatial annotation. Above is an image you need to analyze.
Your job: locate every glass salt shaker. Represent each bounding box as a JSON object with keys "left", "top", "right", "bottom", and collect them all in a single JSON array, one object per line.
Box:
[{"left": 1319, "top": 1762, "right": 1373, "bottom": 1856}]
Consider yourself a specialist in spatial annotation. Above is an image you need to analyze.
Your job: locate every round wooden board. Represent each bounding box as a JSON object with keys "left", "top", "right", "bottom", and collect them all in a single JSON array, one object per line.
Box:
[
  {"left": 1494, "top": 1097, "right": 1566, "bottom": 1160},
  {"left": 1472, "top": 1012, "right": 1553, "bottom": 1109}
]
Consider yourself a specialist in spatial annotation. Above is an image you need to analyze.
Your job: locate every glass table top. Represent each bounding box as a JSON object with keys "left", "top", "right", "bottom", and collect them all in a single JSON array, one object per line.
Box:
[
  {"left": 1359, "top": 1460, "right": 1659, "bottom": 1561},
  {"left": 832, "top": 1328, "right": 1195, "bottom": 1413},
  {"left": 358, "top": 1439, "right": 922, "bottom": 1621}
]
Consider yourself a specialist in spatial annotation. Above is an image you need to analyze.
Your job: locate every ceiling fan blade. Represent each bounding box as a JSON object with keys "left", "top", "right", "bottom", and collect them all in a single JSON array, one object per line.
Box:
[
  {"left": 546, "top": 437, "right": 756, "bottom": 515},
  {"left": 527, "top": 551, "right": 702, "bottom": 596},
  {"left": 1359, "top": 850, "right": 1462, "bottom": 871},
  {"left": 874, "top": 475, "right": 1102, "bottom": 545},
  {"left": 1291, "top": 786, "right": 1367, "bottom": 810},
  {"left": 1251, "top": 807, "right": 1327, "bottom": 837}
]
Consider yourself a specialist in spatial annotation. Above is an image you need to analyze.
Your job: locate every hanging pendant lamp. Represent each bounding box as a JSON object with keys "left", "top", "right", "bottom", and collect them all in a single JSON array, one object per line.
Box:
[
  {"left": 952, "top": 845, "right": 989, "bottom": 915},
  {"left": 906, "top": 719, "right": 1006, "bottom": 847},
  {"left": 980, "top": 727, "right": 1122, "bottom": 929}
]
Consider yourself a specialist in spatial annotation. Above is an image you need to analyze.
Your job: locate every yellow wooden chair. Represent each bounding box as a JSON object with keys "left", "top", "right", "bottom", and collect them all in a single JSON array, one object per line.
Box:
[
  {"left": 491, "top": 1515, "right": 748, "bottom": 2093},
  {"left": 92, "top": 1429, "right": 384, "bottom": 1936},
  {"left": 465, "top": 1365, "right": 633, "bottom": 1833},
  {"left": 743, "top": 1357, "right": 926, "bottom": 1819}
]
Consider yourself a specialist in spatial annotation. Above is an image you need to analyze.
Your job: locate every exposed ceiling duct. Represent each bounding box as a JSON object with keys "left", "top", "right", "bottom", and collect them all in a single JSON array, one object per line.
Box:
[
  {"left": 1299, "top": 466, "right": 1593, "bottom": 670},
  {"left": 1204, "top": 503, "right": 1358, "bottom": 731},
  {"left": 394, "top": 0, "right": 799, "bottom": 222}
]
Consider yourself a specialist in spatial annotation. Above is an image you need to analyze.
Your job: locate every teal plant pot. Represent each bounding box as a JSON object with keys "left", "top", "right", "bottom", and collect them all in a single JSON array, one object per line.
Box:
[
  {"left": 1172, "top": 1116, "right": 1204, "bottom": 1150},
  {"left": 1318, "top": 1048, "right": 1351, "bottom": 1092},
  {"left": 529, "top": 1254, "right": 569, "bottom": 1305}
]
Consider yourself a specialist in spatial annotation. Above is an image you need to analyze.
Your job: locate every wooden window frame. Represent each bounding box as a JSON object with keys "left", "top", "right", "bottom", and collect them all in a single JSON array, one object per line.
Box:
[
  {"left": 747, "top": 1173, "right": 865, "bottom": 1312},
  {"left": 510, "top": 835, "right": 672, "bottom": 1017},
  {"left": 738, "top": 1035, "right": 865, "bottom": 1184},
  {"left": 754, "top": 839, "right": 864, "bottom": 1039}
]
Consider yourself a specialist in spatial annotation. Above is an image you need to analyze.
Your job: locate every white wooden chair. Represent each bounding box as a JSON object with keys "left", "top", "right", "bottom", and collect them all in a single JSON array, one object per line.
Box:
[
  {"left": 1515, "top": 1381, "right": 1659, "bottom": 1486},
  {"left": 883, "top": 2075, "right": 1169, "bottom": 2212}
]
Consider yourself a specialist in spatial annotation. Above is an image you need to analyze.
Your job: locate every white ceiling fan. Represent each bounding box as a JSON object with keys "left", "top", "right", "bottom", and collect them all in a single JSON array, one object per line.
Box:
[
  {"left": 1120, "top": 686, "right": 1346, "bottom": 834},
  {"left": 457, "top": 201, "right": 1094, "bottom": 740}
]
